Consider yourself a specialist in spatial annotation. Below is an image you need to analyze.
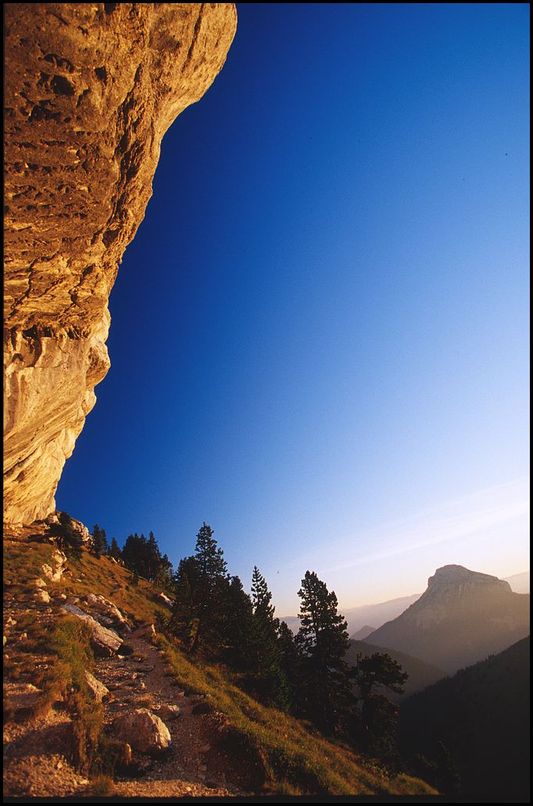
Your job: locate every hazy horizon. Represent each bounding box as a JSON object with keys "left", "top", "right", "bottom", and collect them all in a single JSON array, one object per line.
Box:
[
  {"left": 56, "top": 4, "right": 529, "bottom": 618},
  {"left": 278, "top": 565, "right": 530, "bottom": 620}
]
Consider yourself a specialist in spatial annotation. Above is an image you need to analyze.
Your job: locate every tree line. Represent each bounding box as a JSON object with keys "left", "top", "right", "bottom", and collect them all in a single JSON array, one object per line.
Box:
[
  {"left": 89, "top": 520, "right": 408, "bottom": 764},
  {"left": 170, "top": 522, "right": 408, "bottom": 764}
]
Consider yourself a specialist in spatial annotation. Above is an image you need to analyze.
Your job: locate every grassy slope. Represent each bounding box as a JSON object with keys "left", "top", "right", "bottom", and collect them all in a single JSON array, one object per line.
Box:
[{"left": 3, "top": 534, "right": 436, "bottom": 797}]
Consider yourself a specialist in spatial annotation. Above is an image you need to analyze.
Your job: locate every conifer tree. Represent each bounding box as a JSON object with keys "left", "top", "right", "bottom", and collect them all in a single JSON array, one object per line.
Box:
[
  {"left": 171, "top": 523, "right": 228, "bottom": 653},
  {"left": 248, "top": 567, "right": 290, "bottom": 708},
  {"left": 91, "top": 524, "right": 107, "bottom": 558},
  {"left": 295, "top": 570, "right": 355, "bottom": 734},
  {"left": 352, "top": 652, "right": 408, "bottom": 763},
  {"left": 277, "top": 620, "right": 300, "bottom": 709},
  {"left": 218, "top": 574, "right": 256, "bottom": 669},
  {"left": 171, "top": 556, "right": 201, "bottom": 650},
  {"left": 251, "top": 565, "right": 275, "bottom": 621},
  {"left": 108, "top": 537, "right": 122, "bottom": 561},
  {"left": 194, "top": 522, "right": 227, "bottom": 580}
]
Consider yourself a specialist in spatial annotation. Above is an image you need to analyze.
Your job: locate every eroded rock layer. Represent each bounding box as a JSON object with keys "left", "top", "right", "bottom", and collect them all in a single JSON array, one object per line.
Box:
[{"left": 4, "top": 3, "right": 237, "bottom": 525}]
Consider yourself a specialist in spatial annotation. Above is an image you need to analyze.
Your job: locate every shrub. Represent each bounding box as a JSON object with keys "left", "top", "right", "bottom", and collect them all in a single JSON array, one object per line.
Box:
[{"left": 89, "top": 774, "right": 115, "bottom": 796}]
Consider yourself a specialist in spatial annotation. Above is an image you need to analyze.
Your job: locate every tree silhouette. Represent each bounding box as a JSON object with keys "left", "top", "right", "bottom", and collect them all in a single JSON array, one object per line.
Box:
[
  {"left": 295, "top": 571, "right": 355, "bottom": 734},
  {"left": 107, "top": 537, "right": 122, "bottom": 561},
  {"left": 194, "top": 522, "right": 227, "bottom": 579},
  {"left": 171, "top": 523, "right": 229, "bottom": 653},
  {"left": 249, "top": 566, "right": 290, "bottom": 708},
  {"left": 91, "top": 524, "right": 107, "bottom": 558},
  {"left": 352, "top": 652, "right": 408, "bottom": 764}
]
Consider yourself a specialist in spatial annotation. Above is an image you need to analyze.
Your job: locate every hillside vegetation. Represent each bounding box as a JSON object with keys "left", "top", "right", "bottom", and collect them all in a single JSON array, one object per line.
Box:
[
  {"left": 400, "top": 637, "right": 530, "bottom": 801},
  {"left": 346, "top": 640, "right": 446, "bottom": 700},
  {"left": 3, "top": 527, "right": 435, "bottom": 798}
]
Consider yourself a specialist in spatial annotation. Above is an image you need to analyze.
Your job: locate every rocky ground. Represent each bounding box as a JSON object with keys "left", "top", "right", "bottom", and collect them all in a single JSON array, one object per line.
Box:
[{"left": 3, "top": 554, "right": 244, "bottom": 798}]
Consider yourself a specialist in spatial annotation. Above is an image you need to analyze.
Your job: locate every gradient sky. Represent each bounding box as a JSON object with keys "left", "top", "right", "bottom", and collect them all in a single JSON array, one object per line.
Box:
[{"left": 57, "top": 3, "right": 530, "bottom": 616}]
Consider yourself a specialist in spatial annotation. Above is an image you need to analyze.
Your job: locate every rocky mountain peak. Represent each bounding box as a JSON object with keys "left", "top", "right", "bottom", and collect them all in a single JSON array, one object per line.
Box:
[{"left": 426, "top": 565, "right": 511, "bottom": 596}]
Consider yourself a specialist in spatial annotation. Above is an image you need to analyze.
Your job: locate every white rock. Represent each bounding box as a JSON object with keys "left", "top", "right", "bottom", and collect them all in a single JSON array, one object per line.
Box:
[
  {"left": 60, "top": 604, "right": 122, "bottom": 656},
  {"left": 42, "top": 549, "right": 67, "bottom": 582},
  {"left": 112, "top": 708, "right": 171, "bottom": 754},
  {"left": 158, "top": 592, "right": 173, "bottom": 607},
  {"left": 84, "top": 671, "right": 109, "bottom": 702},
  {"left": 35, "top": 589, "right": 51, "bottom": 603},
  {"left": 85, "top": 593, "right": 127, "bottom": 626},
  {"left": 34, "top": 578, "right": 47, "bottom": 589}
]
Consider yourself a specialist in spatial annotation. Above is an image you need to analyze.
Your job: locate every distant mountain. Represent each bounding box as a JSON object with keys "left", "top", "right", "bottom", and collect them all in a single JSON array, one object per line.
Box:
[
  {"left": 342, "top": 593, "right": 421, "bottom": 635},
  {"left": 365, "top": 565, "right": 530, "bottom": 674},
  {"left": 400, "top": 636, "right": 530, "bottom": 801},
  {"left": 505, "top": 570, "right": 529, "bottom": 594},
  {"left": 280, "top": 593, "right": 421, "bottom": 636},
  {"left": 346, "top": 640, "right": 446, "bottom": 700},
  {"left": 351, "top": 625, "right": 376, "bottom": 641}
]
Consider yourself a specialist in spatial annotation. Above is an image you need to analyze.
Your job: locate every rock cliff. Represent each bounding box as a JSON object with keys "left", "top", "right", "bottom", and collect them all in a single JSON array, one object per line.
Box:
[
  {"left": 4, "top": 3, "right": 237, "bottom": 525},
  {"left": 366, "top": 565, "right": 530, "bottom": 673}
]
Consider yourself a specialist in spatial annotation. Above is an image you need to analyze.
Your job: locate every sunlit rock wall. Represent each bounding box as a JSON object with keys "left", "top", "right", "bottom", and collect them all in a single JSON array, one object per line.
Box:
[{"left": 4, "top": 3, "right": 237, "bottom": 525}]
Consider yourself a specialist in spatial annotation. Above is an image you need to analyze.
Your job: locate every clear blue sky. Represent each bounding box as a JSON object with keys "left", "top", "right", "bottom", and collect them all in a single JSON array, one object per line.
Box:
[{"left": 57, "top": 3, "right": 530, "bottom": 615}]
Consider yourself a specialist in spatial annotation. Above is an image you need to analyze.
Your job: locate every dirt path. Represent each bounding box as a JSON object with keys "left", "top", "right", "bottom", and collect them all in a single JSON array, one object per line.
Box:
[
  {"left": 3, "top": 590, "right": 241, "bottom": 798},
  {"left": 95, "top": 628, "right": 241, "bottom": 797}
]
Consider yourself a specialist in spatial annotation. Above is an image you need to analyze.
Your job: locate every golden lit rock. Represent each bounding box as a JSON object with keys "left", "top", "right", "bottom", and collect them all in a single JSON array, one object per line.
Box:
[{"left": 4, "top": 3, "right": 237, "bottom": 525}]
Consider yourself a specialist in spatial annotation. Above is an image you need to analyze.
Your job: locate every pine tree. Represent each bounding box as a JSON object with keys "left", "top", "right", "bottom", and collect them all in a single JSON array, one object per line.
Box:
[
  {"left": 122, "top": 532, "right": 167, "bottom": 581},
  {"left": 171, "top": 523, "right": 228, "bottom": 654},
  {"left": 295, "top": 570, "right": 355, "bottom": 734},
  {"left": 249, "top": 567, "right": 290, "bottom": 708},
  {"left": 251, "top": 565, "right": 275, "bottom": 621},
  {"left": 194, "top": 522, "right": 227, "bottom": 580},
  {"left": 147, "top": 531, "right": 161, "bottom": 580},
  {"left": 108, "top": 537, "right": 122, "bottom": 561},
  {"left": 154, "top": 552, "right": 174, "bottom": 591},
  {"left": 171, "top": 556, "right": 201, "bottom": 650},
  {"left": 91, "top": 524, "right": 107, "bottom": 558},
  {"left": 352, "top": 652, "right": 408, "bottom": 763},
  {"left": 277, "top": 620, "right": 299, "bottom": 709},
  {"left": 355, "top": 652, "right": 407, "bottom": 700},
  {"left": 218, "top": 575, "right": 256, "bottom": 669}
]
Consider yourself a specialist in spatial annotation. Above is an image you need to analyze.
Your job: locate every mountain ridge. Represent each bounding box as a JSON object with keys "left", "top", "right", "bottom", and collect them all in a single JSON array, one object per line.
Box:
[
  {"left": 400, "top": 636, "right": 530, "bottom": 800},
  {"left": 365, "top": 565, "right": 529, "bottom": 673}
]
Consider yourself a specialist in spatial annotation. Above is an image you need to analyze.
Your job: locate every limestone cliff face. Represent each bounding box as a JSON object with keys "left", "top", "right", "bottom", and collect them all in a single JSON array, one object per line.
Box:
[
  {"left": 366, "top": 565, "right": 530, "bottom": 673},
  {"left": 4, "top": 3, "right": 237, "bottom": 525}
]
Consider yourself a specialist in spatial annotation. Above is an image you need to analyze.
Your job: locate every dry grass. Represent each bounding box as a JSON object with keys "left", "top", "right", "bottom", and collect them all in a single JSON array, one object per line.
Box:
[
  {"left": 88, "top": 774, "right": 115, "bottom": 796},
  {"left": 156, "top": 634, "right": 437, "bottom": 796},
  {"left": 4, "top": 536, "right": 436, "bottom": 796}
]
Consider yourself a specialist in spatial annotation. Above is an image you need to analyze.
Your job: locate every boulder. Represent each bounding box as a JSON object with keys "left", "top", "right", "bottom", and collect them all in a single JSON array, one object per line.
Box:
[
  {"left": 112, "top": 708, "right": 171, "bottom": 754},
  {"left": 60, "top": 603, "right": 122, "bottom": 656},
  {"left": 84, "top": 671, "right": 109, "bottom": 703},
  {"left": 42, "top": 549, "right": 68, "bottom": 583},
  {"left": 85, "top": 593, "right": 127, "bottom": 628},
  {"left": 33, "top": 578, "right": 47, "bottom": 589},
  {"left": 34, "top": 589, "right": 51, "bottom": 604},
  {"left": 157, "top": 704, "right": 181, "bottom": 721}
]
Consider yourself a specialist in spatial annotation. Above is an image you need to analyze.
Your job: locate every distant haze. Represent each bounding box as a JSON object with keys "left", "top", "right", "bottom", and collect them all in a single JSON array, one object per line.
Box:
[
  {"left": 504, "top": 571, "right": 530, "bottom": 594},
  {"left": 281, "top": 570, "right": 529, "bottom": 631}
]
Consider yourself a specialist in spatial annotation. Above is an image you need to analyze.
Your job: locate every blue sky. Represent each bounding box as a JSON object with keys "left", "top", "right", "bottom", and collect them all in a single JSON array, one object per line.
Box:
[{"left": 57, "top": 3, "right": 530, "bottom": 615}]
